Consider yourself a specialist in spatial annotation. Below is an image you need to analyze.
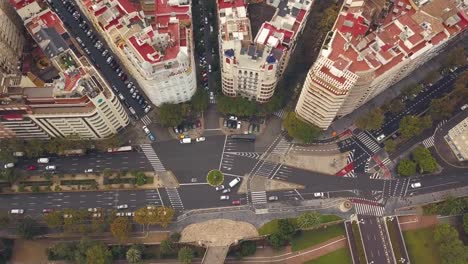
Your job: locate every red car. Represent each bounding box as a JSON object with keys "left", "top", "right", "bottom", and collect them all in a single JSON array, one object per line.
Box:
[
  {"left": 232, "top": 200, "right": 240, "bottom": 205},
  {"left": 27, "top": 165, "right": 37, "bottom": 171}
]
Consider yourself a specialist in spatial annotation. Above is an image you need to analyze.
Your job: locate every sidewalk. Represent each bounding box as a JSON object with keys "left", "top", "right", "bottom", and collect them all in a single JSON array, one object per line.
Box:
[{"left": 398, "top": 215, "right": 438, "bottom": 231}]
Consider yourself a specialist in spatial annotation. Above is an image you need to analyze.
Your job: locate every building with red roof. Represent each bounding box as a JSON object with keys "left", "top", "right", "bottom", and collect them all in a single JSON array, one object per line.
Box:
[
  {"left": 296, "top": 0, "right": 467, "bottom": 129},
  {"left": 79, "top": 0, "right": 195, "bottom": 106},
  {"left": 218, "top": 0, "right": 314, "bottom": 103}
]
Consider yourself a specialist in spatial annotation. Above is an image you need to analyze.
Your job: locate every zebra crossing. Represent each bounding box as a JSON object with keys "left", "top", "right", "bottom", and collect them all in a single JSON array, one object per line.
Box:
[
  {"left": 381, "top": 157, "right": 391, "bottom": 166},
  {"left": 141, "top": 115, "right": 152, "bottom": 126},
  {"left": 354, "top": 202, "right": 385, "bottom": 216},
  {"left": 273, "top": 109, "right": 287, "bottom": 119},
  {"left": 226, "top": 152, "right": 262, "bottom": 159},
  {"left": 370, "top": 172, "right": 381, "bottom": 179},
  {"left": 144, "top": 189, "right": 162, "bottom": 206},
  {"left": 165, "top": 187, "right": 184, "bottom": 210},
  {"left": 422, "top": 136, "right": 435, "bottom": 148},
  {"left": 344, "top": 151, "right": 356, "bottom": 178},
  {"left": 250, "top": 191, "right": 267, "bottom": 204},
  {"left": 271, "top": 137, "right": 292, "bottom": 156},
  {"left": 140, "top": 144, "right": 165, "bottom": 171},
  {"left": 253, "top": 160, "right": 280, "bottom": 178},
  {"left": 355, "top": 132, "right": 381, "bottom": 154}
]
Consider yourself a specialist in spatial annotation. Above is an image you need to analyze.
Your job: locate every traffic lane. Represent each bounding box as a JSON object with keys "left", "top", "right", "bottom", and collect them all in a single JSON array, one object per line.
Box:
[
  {"left": 154, "top": 135, "right": 225, "bottom": 183},
  {"left": 13, "top": 152, "right": 152, "bottom": 174},
  {"left": 409, "top": 172, "right": 468, "bottom": 196},
  {"left": 359, "top": 216, "right": 389, "bottom": 264},
  {"left": 220, "top": 155, "right": 258, "bottom": 177},
  {"left": 51, "top": 0, "right": 145, "bottom": 116},
  {"left": 178, "top": 184, "right": 247, "bottom": 210},
  {"left": 345, "top": 221, "right": 360, "bottom": 264}
]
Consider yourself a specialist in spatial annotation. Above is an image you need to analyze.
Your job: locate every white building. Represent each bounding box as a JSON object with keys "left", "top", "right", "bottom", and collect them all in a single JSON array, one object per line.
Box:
[
  {"left": 217, "top": 0, "right": 313, "bottom": 102},
  {"left": 78, "top": 0, "right": 196, "bottom": 106},
  {"left": 295, "top": 0, "right": 467, "bottom": 129},
  {"left": 445, "top": 117, "right": 468, "bottom": 161}
]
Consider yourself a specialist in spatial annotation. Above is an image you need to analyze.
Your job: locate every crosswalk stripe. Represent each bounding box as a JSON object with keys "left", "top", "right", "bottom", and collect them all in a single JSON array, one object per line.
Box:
[
  {"left": 250, "top": 191, "right": 267, "bottom": 204},
  {"left": 141, "top": 115, "right": 152, "bottom": 126},
  {"left": 165, "top": 187, "right": 184, "bottom": 210},
  {"left": 273, "top": 109, "right": 287, "bottom": 119},
  {"left": 354, "top": 202, "right": 385, "bottom": 216},
  {"left": 381, "top": 157, "right": 391, "bottom": 166},
  {"left": 271, "top": 137, "right": 292, "bottom": 156},
  {"left": 253, "top": 160, "right": 279, "bottom": 178},
  {"left": 422, "top": 136, "right": 434, "bottom": 148},
  {"left": 355, "top": 132, "right": 381, "bottom": 153},
  {"left": 141, "top": 144, "right": 165, "bottom": 171},
  {"left": 225, "top": 152, "right": 262, "bottom": 159}
]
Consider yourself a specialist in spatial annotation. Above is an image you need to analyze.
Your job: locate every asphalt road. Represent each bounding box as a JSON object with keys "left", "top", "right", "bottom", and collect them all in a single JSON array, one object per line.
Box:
[
  {"left": 49, "top": 0, "right": 147, "bottom": 117},
  {"left": 358, "top": 216, "right": 392, "bottom": 264}
]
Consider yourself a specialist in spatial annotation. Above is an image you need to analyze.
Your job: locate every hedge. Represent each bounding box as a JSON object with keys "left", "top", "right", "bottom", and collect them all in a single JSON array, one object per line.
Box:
[
  {"left": 61, "top": 179, "right": 97, "bottom": 186},
  {"left": 19, "top": 181, "right": 52, "bottom": 186}
]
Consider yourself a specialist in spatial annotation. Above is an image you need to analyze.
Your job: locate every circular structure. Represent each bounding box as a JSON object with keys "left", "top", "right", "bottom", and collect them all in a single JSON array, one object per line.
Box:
[
  {"left": 339, "top": 200, "right": 352, "bottom": 212},
  {"left": 206, "top": 169, "right": 224, "bottom": 187}
]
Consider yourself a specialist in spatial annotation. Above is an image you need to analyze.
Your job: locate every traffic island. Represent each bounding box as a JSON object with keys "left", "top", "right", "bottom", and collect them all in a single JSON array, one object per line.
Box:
[
  {"left": 206, "top": 170, "right": 224, "bottom": 187},
  {"left": 237, "top": 174, "right": 304, "bottom": 194}
]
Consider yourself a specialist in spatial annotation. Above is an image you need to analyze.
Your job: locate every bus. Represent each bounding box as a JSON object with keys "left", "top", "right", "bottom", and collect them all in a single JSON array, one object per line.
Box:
[
  {"left": 107, "top": 146, "right": 133, "bottom": 153},
  {"left": 229, "top": 134, "right": 256, "bottom": 142}
]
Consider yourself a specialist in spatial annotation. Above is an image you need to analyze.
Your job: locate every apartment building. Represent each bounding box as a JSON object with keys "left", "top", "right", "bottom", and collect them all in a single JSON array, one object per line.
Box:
[
  {"left": 0, "top": 6, "right": 129, "bottom": 139},
  {"left": 218, "top": 0, "right": 313, "bottom": 102},
  {"left": 0, "top": 0, "right": 25, "bottom": 91},
  {"left": 77, "top": 0, "right": 196, "bottom": 106},
  {"left": 296, "top": 0, "right": 467, "bottom": 129},
  {"left": 444, "top": 117, "right": 468, "bottom": 161}
]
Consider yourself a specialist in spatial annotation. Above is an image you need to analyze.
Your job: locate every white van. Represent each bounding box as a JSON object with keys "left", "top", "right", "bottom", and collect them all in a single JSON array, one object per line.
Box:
[
  {"left": 10, "top": 209, "right": 24, "bottom": 214},
  {"left": 180, "top": 138, "right": 191, "bottom": 144},
  {"left": 4, "top": 163, "right": 14, "bottom": 169},
  {"left": 45, "top": 165, "right": 56, "bottom": 171},
  {"left": 12, "top": 152, "right": 24, "bottom": 157},
  {"left": 37, "top": 158, "right": 49, "bottom": 164},
  {"left": 228, "top": 177, "right": 241, "bottom": 188}
]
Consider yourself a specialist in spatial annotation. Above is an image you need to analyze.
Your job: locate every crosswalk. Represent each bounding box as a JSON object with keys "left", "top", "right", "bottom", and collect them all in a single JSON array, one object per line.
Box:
[
  {"left": 226, "top": 152, "right": 262, "bottom": 159},
  {"left": 250, "top": 191, "right": 267, "bottom": 204},
  {"left": 165, "top": 187, "right": 184, "bottom": 210},
  {"left": 344, "top": 151, "right": 356, "bottom": 178},
  {"left": 273, "top": 109, "right": 287, "bottom": 119},
  {"left": 271, "top": 137, "right": 292, "bottom": 156},
  {"left": 140, "top": 144, "right": 165, "bottom": 172},
  {"left": 422, "top": 136, "right": 434, "bottom": 148},
  {"left": 381, "top": 157, "right": 391, "bottom": 166},
  {"left": 354, "top": 202, "right": 385, "bottom": 216},
  {"left": 355, "top": 132, "right": 381, "bottom": 154},
  {"left": 370, "top": 172, "right": 381, "bottom": 179},
  {"left": 144, "top": 189, "right": 162, "bottom": 206},
  {"left": 253, "top": 160, "right": 279, "bottom": 178},
  {"left": 141, "top": 115, "right": 152, "bottom": 126}
]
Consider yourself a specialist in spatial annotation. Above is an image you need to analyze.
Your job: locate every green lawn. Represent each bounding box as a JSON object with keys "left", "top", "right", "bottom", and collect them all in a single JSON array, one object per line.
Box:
[
  {"left": 403, "top": 227, "right": 440, "bottom": 264},
  {"left": 291, "top": 224, "right": 345, "bottom": 252},
  {"left": 303, "top": 248, "right": 352, "bottom": 264},
  {"left": 258, "top": 215, "right": 341, "bottom": 236}
]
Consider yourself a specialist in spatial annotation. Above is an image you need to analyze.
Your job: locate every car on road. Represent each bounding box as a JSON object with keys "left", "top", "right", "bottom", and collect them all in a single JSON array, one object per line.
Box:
[
  {"left": 144, "top": 105, "right": 151, "bottom": 113},
  {"left": 88, "top": 208, "right": 98, "bottom": 212},
  {"left": 142, "top": 125, "right": 150, "bottom": 134},
  {"left": 209, "top": 91, "right": 214, "bottom": 100},
  {"left": 314, "top": 192, "right": 324, "bottom": 198},
  {"left": 126, "top": 212, "right": 134, "bottom": 217},
  {"left": 13, "top": 152, "right": 24, "bottom": 157},
  {"left": 196, "top": 137, "right": 206, "bottom": 142},
  {"left": 37, "top": 158, "right": 49, "bottom": 163},
  {"left": 148, "top": 133, "right": 156, "bottom": 141},
  {"left": 116, "top": 212, "right": 125, "bottom": 217},
  {"left": 117, "top": 204, "right": 128, "bottom": 209},
  {"left": 84, "top": 168, "right": 93, "bottom": 173},
  {"left": 376, "top": 134, "right": 385, "bottom": 141},
  {"left": 4, "top": 163, "right": 14, "bottom": 169},
  {"left": 10, "top": 209, "right": 24, "bottom": 214},
  {"left": 220, "top": 195, "right": 229, "bottom": 200},
  {"left": 215, "top": 185, "right": 224, "bottom": 191},
  {"left": 45, "top": 165, "right": 56, "bottom": 171},
  {"left": 461, "top": 104, "right": 468, "bottom": 111},
  {"left": 232, "top": 200, "right": 240, "bottom": 205},
  {"left": 228, "top": 177, "right": 241, "bottom": 188},
  {"left": 92, "top": 213, "right": 101, "bottom": 218},
  {"left": 42, "top": 208, "right": 53, "bottom": 214},
  {"left": 222, "top": 188, "right": 231, "bottom": 194},
  {"left": 410, "top": 182, "right": 421, "bottom": 188},
  {"left": 27, "top": 165, "right": 37, "bottom": 171},
  {"left": 180, "top": 138, "right": 191, "bottom": 144},
  {"left": 268, "top": 196, "right": 278, "bottom": 201}
]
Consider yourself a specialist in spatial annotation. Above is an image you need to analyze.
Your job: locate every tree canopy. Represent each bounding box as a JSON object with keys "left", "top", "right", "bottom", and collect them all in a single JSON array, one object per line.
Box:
[
  {"left": 16, "top": 218, "right": 41, "bottom": 240},
  {"left": 384, "top": 139, "right": 396, "bottom": 153},
  {"left": 110, "top": 217, "right": 132, "bottom": 242},
  {"left": 206, "top": 170, "right": 224, "bottom": 187},
  {"left": 283, "top": 112, "right": 322, "bottom": 143},
  {"left": 158, "top": 103, "right": 188, "bottom": 127},
  {"left": 434, "top": 224, "right": 468, "bottom": 264},
  {"left": 412, "top": 146, "right": 438, "bottom": 173},
  {"left": 217, "top": 95, "right": 257, "bottom": 117},
  {"left": 397, "top": 159, "right": 417, "bottom": 177},
  {"left": 355, "top": 108, "right": 384, "bottom": 130},
  {"left": 190, "top": 89, "right": 209, "bottom": 113},
  {"left": 85, "top": 244, "right": 112, "bottom": 264},
  {"left": 178, "top": 247, "right": 194, "bottom": 264},
  {"left": 399, "top": 115, "right": 432, "bottom": 139}
]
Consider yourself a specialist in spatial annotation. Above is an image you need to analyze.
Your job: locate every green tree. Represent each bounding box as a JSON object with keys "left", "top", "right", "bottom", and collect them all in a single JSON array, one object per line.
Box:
[
  {"left": 0, "top": 169, "right": 16, "bottom": 185},
  {"left": 191, "top": 89, "right": 209, "bottom": 112},
  {"left": 318, "top": 5, "right": 339, "bottom": 30},
  {"left": 170, "top": 232, "right": 181, "bottom": 242},
  {"left": 110, "top": 217, "right": 132, "bottom": 242},
  {"left": 240, "top": 241, "right": 257, "bottom": 256},
  {"left": 102, "top": 168, "right": 113, "bottom": 177},
  {"left": 412, "top": 146, "right": 438, "bottom": 173},
  {"left": 463, "top": 214, "right": 468, "bottom": 234},
  {"left": 158, "top": 103, "right": 186, "bottom": 127},
  {"left": 383, "top": 99, "right": 405, "bottom": 114},
  {"left": 85, "top": 243, "right": 112, "bottom": 264},
  {"left": 206, "top": 170, "right": 224, "bottom": 187},
  {"left": 63, "top": 209, "right": 91, "bottom": 234},
  {"left": 443, "top": 47, "right": 466, "bottom": 68},
  {"left": 44, "top": 210, "right": 64, "bottom": 229},
  {"left": 31, "top": 185, "right": 40, "bottom": 193},
  {"left": 74, "top": 238, "right": 96, "bottom": 264},
  {"left": 384, "top": 139, "right": 396, "bottom": 153},
  {"left": 126, "top": 246, "right": 142, "bottom": 263},
  {"left": 25, "top": 139, "right": 45, "bottom": 158},
  {"left": 160, "top": 240, "right": 175, "bottom": 257},
  {"left": 277, "top": 219, "right": 297, "bottom": 241},
  {"left": 433, "top": 224, "right": 468, "bottom": 264},
  {"left": 397, "top": 159, "right": 417, "bottom": 177},
  {"left": 399, "top": 115, "right": 432, "bottom": 139},
  {"left": 178, "top": 247, "right": 194, "bottom": 264},
  {"left": 0, "top": 212, "right": 10, "bottom": 229},
  {"left": 217, "top": 96, "right": 257, "bottom": 117},
  {"left": 267, "top": 233, "right": 286, "bottom": 249},
  {"left": 16, "top": 217, "right": 41, "bottom": 240},
  {"left": 297, "top": 211, "right": 321, "bottom": 229},
  {"left": 132, "top": 171, "right": 147, "bottom": 186},
  {"left": 283, "top": 112, "right": 322, "bottom": 143},
  {"left": 355, "top": 108, "right": 384, "bottom": 130},
  {"left": 402, "top": 84, "right": 423, "bottom": 97},
  {"left": 258, "top": 95, "right": 283, "bottom": 116},
  {"left": 429, "top": 96, "right": 455, "bottom": 121},
  {"left": 48, "top": 242, "right": 76, "bottom": 261}
]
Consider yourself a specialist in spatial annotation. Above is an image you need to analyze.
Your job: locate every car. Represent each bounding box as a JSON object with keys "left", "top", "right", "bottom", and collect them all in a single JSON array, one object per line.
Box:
[
  {"left": 63, "top": 213, "right": 73, "bottom": 218},
  {"left": 118, "top": 71, "right": 124, "bottom": 77},
  {"left": 236, "top": 121, "right": 241, "bottom": 129},
  {"left": 196, "top": 120, "right": 201, "bottom": 127},
  {"left": 118, "top": 93, "right": 125, "bottom": 101},
  {"left": 129, "top": 87, "right": 135, "bottom": 94},
  {"left": 117, "top": 204, "right": 128, "bottom": 209},
  {"left": 88, "top": 208, "right": 98, "bottom": 212},
  {"left": 45, "top": 165, "right": 56, "bottom": 171},
  {"left": 228, "top": 115, "right": 237, "bottom": 121},
  {"left": 111, "top": 85, "right": 119, "bottom": 93},
  {"left": 232, "top": 200, "right": 241, "bottom": 205},
  {"left": 268, "top": 196, "right": 279, "bottom": 201},
  {"left": 83, "top": 48, "right": 91, "bottom": 55},
  {"left": 215, "top": 185, "right": 224, "bottom": 191},
  {"left": 42, "top": 208, "right": 53, "bottom": 213},
  {"left": 222, "top": 188, "right": 231, "bottom": 194},
  {"left": 209, "top": 91, "right": 214, "bottom": 100},
  {"left": 220, "top": 195, "right": 229, "bottom": 200},
  {"left": 126, "top": 82, "right": 134, "bottom": 89},
  {"left": 148, "top": 133, "right": 156, "bottom": 141},
  {"left": 126, "top": 212, "right": 134, "bottom": 217},
  {"left": 196, "top": 137, "right": 205, "bottom": 142},
  {"left": 115, "top": 212, "right": 125, "bottom": 217},
  {"left": 314, "top": 192, "right": 324, "bottom": 198},
  {"left": 138, "top": 98, "right": 144, "bottom": 105},
  {"left": 376, "top": 134, "right": 385, "bottom": 141},
  {"left": 84, "top": 168, "right": 93, "bottom": 173},
  {"left": 461, "top": 104, "right": 468, "bottom": 111},
  {"left": 411, "top": 182, "right": 421, "bottom": 188},
  {"left": 4, "top": 163, "right": 14, "bottom": 169},
  {"left": 102, "top": 49, "right": 109, "bottom": 56},
  {"left": 144, "top": 105, "right": 151, "bottom": 113},
  {"left": 27, "top": 165, "right": 37, "bottom": 171},
  {"left": 223, "top": 119, "right": 227, "bottom": 127},
  {"left": 173, "top": 127, "right": 179, "bottom": 134},
  {"left": 92, "top": 213, "right": 101, "bottom": 218},
  {"left": 132, "top": 92, "right": 137, "bottom": 99},
  {"left": 10, "top": 209, "right": 24, "bottom": 214},
  {"left": 136, "top": 94, "right": 141, "bottom": 100}
]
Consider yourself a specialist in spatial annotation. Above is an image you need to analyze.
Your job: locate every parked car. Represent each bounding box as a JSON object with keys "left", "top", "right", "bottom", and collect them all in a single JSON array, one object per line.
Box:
[
  {"left": 196, "top": 137, "right": 206, "bottom": 142},
  {"left": 268, "top": 196, "right": 278, "bottom": 201},
  {"left": 117, "top": 204, "right": 128, "bottom": 209},
  {"left": 84, "top": 168, "right": 93, "bottom": 173},
  {"left": 410, "top": 182, "right": 421, "bottom": 188},
  {"left": 232, "top": 200, "right": 241, "bottom": 205},
  {"left": 222, "top": 188, "right": 231, "bottom": 194},
  {"left": 148, "top": 133, "right": 156, "bottom": 141},
  {"left": 3, "top": 163, "right": 14, "bottom": 169},
  {"left": 314, "top": 192, "right": 324, "bottom": 198},
  {"left": 88, "top": 208, "right": 98, "bottom": 212},
  {"left": 220, "top": 195, "right": 229, "bottom": 200},
  {"left": 215, "top": 185, "right": 224, "bottom": 191},
  {"left": 42, "top": 208, "right": 53, "bottom": 213},
  {"left": 27, "top": 165, "right": 37, "bottom": 171},
  {"left": 10, "top": 209, "right": 24, "bottom": 214}
]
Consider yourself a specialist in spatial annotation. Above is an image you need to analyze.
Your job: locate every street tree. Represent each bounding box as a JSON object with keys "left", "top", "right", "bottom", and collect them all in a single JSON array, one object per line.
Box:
[
  {"left": 63, "top": 209, "right": 90, "bottom": 234},
  {"left": 158, "top": 103, "right": 186, "bottom": 127},
  {"left": 0, "top": 212, "right": 10, "bottom": 229},
  {"left": 25, "top": 139, "right": 45, "bottom": 158},
  {"left": 48, "top": 242, "right": 75, "bottom": 261},
  {"left": 402, "top": 84, "right": 422, "bottom": 97},
  {"left": 0, "top": 169, "right": 16, "bottom": 185},
  {"left": 397, "top": 159, "right": 417, "bottom": 177},
  {"left": 110, "top": 217, "right": 132, "bottom": 242},
  {"left": 442, "top": 47, "right": 466, "bottom": 68},
  {"left": 90, "top": 216, "right": 107, "bottom": 233},
  {"left": 268, "top": 233, "right": 286, "bottom": 249},
  {"left": 160, "top": 240, "right": 175, "bottom": 257},
  {"left": 178, "top": 247, "right": 194, "bottom": 264},
  {"left": 190, "top": 89, "right": 209, "bottom": 113},
  {"left": 217, "top": 95, "right": 257, "bottom": 117},
  {"left": 433, "top": 224, "right": 468, "bottom": 264},
  {"left": 277, "top": 219, "right": 297, "bottom": 241},
  {"left": 16, "top": 217, "right": 41, "bottom": 240},
  {"left": 240, "top": 241, "right": 257, "bottom": 256},
  {"left": 463, "top": 214, "right": 468, "bottom": 234},
  {"left": 258, "top": 95, "right": 283, "bottom": 116},
  {"left": 412, "top": 146, "right": 438, "bottom": 173},
  {"left": 399, "top": 115, "right": 432, "bottom": 139},
  {"left": 297, "top": 211, "right": 321, "bottom": 229},
  {"left": 85, "top": 243, "right": 112, "bottom": 264},
  {"left": 384, "top": 139, "right": 396, "bottom": 153},
  {"left": 170, "top": 232, "right": 181, "bottom": 242},
  {"left": 74, "top": 238, "right": 97, "bottom": 264},
  {"left": 44, "top": 210, "right": 64, "bottom": 229},
  {"left": 382, "top": 99, "right": 405, "bottom": 114},
  {"left": 355, "top": 108, "right": 384, "bottom": 130},
  {"left": 429, "top": 96, "right": 455, "bottom": 121},
  {"left": 283, "top": 112, "right": 322, "bottom": 143},
  {"left": 126, "top": 246, "right": 142, "bottom": 263}
]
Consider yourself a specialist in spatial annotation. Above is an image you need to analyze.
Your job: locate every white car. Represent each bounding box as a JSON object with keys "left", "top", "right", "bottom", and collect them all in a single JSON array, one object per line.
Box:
[
  {"left": 126, "top": 212, "right": 134, "bottom": 217},
  {"left": 220, "top": 195, "right": 230, "bottom": 200},
  {"left": 10, "top": 209, "right": 24, "bottom": 214},
  {"left": 461, "top": 104, "right": 468, "bottom": 111},
  {"left": 314, "top": 192, "right": 324, "bottom": 198},
  {"left": 92, "top": 213, "right": 102, "bottom": 218},
  {"left": 209, "top": 92, "right": 214, "bottom": 100},
  {"left": 236, "top": 121, "right": 241, "bottom": 129},
  {"left": 411, "top": 182, "right": 422, "bottom": 188},
  {"left": 144, "top": 105, "right": 152, "bottom": 113},
  {"left": 222, "top": 188, "right": 231, "bottom": 194},
  {"left": 84, "top": 168, "right": 93, "bottom": 173},
  {"left": 117, "top": 204, "right": 128, "bottom": 209},
  {"left": 215, "top": 185, "right": 224, "bottom": 191},
  {"left": 196, "top": 137, "right": 206, "bottom": 142},
  {"left": 4, "top": 163, "right": 14, "bottom": 169},
  {"left": 116, "top": 212, "right": 125, "bottom": 217},
  {"left": 142, "top": 125, "right": 150, "bottom": 135},
  {"left": 268, "top": 196, "right": 279, "bottom": 201},
  {"left": 376, "top": 134, "right": 385, "bottom": 141},
  {"left": 88, "top": 208, "right": 98, "bottom": 212}
]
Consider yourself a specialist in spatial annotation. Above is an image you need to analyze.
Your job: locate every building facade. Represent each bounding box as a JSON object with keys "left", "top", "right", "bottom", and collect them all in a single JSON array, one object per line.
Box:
[
  {"left": 444, "top": 117, "right": 468, "bottom": 161},
  {"left": 217, "top": 0, "right": 313, "bottom": 102},
  {"left": 295, "top": 0, "right": 467, "bottom": 129},
  {"left": 0, "top": 6, "right": 129, "bottom": 139},
  {"left": 77, "top": 0, "right": 196, "bottom": 106}
]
